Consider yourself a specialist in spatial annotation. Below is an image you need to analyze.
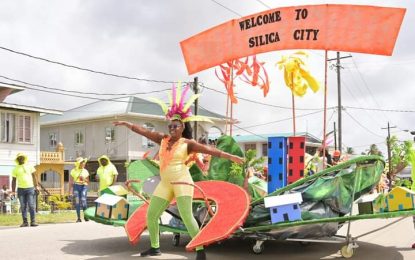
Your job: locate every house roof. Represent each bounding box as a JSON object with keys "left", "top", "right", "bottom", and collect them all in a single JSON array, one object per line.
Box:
[
  {"left": 0, "top": 84, "right": 24, "bottom": 102},
  {"left": 0, "top": 102, "right": 62, "bottom": 115},
  {"left": 95, "top": 193, "right": 128, "bottom": 206},
  {"left": 356, "top": 193, "right": 381, "bottom": 203},
  {"left": 264, "top": 192, "right": 303, "bottom": 208},
  {"left": 233, "top": 132, "right": 322, "bottom": 144},
  {"left": 389, "top": 186, "right": 415, "bottom": 195},
  {"left": 40, "top": 96, "right": 225, "bottom": 125},
  {"left": 102, "top": 185, "right": 128, "bottom": 196}
]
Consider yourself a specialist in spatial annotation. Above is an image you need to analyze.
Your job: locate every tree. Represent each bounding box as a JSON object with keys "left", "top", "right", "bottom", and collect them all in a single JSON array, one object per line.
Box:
[
  {"left": 346, "top": 147, "right": 354, "bottom": 155},
  {"left": 389, "top": 136, "right": 413, "bottom": 178},
  {"left": 368, "top": 144, "right": 383, "bottom": 156},
  {"left": 229, "top": 149, "right": 265, "bottom": 192}
]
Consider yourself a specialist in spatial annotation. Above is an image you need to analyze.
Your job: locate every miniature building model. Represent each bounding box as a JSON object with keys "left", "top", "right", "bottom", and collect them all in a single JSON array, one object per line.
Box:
[
  {"left": 101, "top": 185, "right": 129, "bottom": 198},
  {"left": 357, "top": 193, "right": 384, "bottom": 214},
  {"left": 264, "top": 192, "right": 303, "bottom": 224},
  {"left": 287, "top": 137, "right": 305, "bottom": 185},
  {"left": 95, "top": 193, "right": 129, "bottom": 220},
  {"left": 267, "top": 137, "right": 287, "bottom": 192},
  {"left": 384, "top": 186, "right": 415, "bottom": 212}
]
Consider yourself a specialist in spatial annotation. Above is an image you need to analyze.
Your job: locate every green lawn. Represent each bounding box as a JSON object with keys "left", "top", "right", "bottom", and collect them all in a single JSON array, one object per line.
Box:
[{"left": 0, "top": 211, "right": 78, "bottom": 226}]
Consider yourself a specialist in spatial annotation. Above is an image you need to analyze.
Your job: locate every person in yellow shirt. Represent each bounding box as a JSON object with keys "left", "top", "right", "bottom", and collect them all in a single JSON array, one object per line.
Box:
[
  {"left": 408, "top": 149, "right": 415, "bottom": 249},
  {"left": 11, "top": 153, "right": 39, "bottom": 227},
  {"left": 69, "top": 157, "right": 89, "bottom": 223},
  {"left": 96, "top": 155, "right": 118, "bottom": 194}
]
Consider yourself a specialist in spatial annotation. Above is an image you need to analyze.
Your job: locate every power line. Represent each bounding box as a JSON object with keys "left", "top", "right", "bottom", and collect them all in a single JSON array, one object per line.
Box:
[
  {"left": 0, "top": 75, "right": 170, "bottom": 96},
  {"left": 209, "top": 0, "right": 242, "bottom": 17},
  {"left": 0, "top": 46, "right": 185, "bottom": 84},
  {"left": 255, "top": 0, "right": 272, "bottom": 9},
  {"left": 350, "top": 57, "right": 390, "bottom": 122},
  {"left": 232, "top": 124, "right": 268, "bottom": 140},
  {"left": 0, "top": 80, "right": 162, "bottom": 104},
  {"left": 340, "top": 78, "right": 383, "bottom": 128},
  {"left": 345, "top": 106, "right": 415, "bottom": 113},
  {"left": 200, "top": 83, "right": 329, "bottom": 111},
  {"left": 241, "top": 110, "right": 324, "bottom": 129},
  {"left": 344, "top": 110, "right": 384, "bottom": 139}
]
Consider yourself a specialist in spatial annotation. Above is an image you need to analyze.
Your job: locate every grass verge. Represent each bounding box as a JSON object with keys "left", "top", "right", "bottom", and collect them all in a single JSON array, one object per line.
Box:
[{"left": 0, "top": 211, "right": 78, "bottom": 226}]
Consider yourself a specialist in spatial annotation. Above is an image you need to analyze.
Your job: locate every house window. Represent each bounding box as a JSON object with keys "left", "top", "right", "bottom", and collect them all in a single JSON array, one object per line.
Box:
[
  {"left": 40, "top": 173, "right": 47, "bottom": 182},
  {"left": 74, "top": 130, "right": 84, "bottom": 145},
  {"left": 17, "top": 115, "right": 32, "bottom": 143},
  {"left": 293, "top": 204, "right": 298, "bottom": 210},
  {"left": 244, "top": 143, "right": 256, "bottom": 152},
  {"left": 0, "top": 112, "right": 15, "bottom": 143},
  {"left": 262, "top": 143, "right": 268, "bottom": 157},
  {"left": 142, "top": 123, "right": 155, "bottom": 148},
  {"left": 105, "top": 127, "right": 115, "bottom": 143},
  {"left": 272, "top": 208, "right": 278, "bottom": 214},
  {"left": 49, "top": 132, "right": 58, "bottom": 147}
]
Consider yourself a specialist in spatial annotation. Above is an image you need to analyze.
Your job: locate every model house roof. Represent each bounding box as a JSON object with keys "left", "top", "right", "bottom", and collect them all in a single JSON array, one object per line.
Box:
[
  {"left": 40, "top": 96, "right": 225, "bottom": 125},
  {"left": 102, "top": 185, "right": 128, "bottom": 196},
  {"left": 264, "top": 192, "right": 303, "bottom": 208},
  {"left": 389, "top": 186, "right": 415, "bottom": 196},
  {"left": 356, "top": 193, "right": 381, "bottom": 203},
  {"left": 95, "top": 193, "right": 128, "bottom": 206}
]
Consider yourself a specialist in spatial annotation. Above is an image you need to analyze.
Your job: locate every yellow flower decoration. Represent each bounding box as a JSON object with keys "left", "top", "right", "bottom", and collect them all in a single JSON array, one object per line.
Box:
[{"left": 276, "top": 51, "right": 320, "bottom": 97}]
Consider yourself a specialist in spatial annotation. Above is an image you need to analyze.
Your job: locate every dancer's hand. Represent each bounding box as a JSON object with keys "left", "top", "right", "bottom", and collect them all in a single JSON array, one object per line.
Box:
[
  {"left": 229, "top": 154, "right": 244, "bottom": 164},
  {"left": 113, "top": 121, "right": 131, "bottom": 128}
]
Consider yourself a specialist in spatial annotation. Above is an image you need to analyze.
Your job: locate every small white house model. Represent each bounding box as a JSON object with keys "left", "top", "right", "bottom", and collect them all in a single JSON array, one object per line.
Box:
[
  {"left": 264, "top": 192, "right": 303, "bottom": 223},
  {"left": 95, "top": 193, "right": 129, "bottom": 220}
]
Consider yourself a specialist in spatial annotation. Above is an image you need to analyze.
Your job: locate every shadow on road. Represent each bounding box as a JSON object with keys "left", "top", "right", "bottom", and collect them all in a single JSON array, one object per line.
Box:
[{"left": 60, "top": 233, "right": 406, "bottom": 260}]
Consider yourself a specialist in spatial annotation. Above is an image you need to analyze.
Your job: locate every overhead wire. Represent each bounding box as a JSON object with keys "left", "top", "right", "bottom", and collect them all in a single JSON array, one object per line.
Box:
[
  {"left": 209, "top": 0, "right": 243, "bottom": 17},
  {"left": 340, "top": 78, "right": 383, "bottom": 128},
  {"left": 0, "top": 46, "right": 188, "bottom": 84},
  {"left": 350, "top": 57, "right": 391, "bottom": 122},
  {"left": 200, "top": 83, "right": 330, "bottom": 111},
  {"left": 255, "top": 0, "right": 272, "bottom": 9},
  {"left": 344, "top": 110, "right": 385, "bottom": 139},
  {"left": 241, "top": 110, "right": 324, "bottom": 129},
  {"left": 0, "top": 79, "right": 163, "bottom": 104},
  {"left": 0, "top": 75, "right": 170, "bottom": 96}
]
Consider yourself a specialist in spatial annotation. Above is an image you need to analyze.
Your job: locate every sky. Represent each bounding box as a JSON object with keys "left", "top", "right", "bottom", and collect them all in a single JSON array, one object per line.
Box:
[{"left": 1, "top": 0, "right": 414, "bottom": 155}]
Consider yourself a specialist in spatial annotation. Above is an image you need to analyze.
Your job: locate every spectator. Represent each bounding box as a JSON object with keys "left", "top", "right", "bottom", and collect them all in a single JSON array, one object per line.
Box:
[
  {"left": 0, "top": 184, "right": 11, "bottom": 213},
  {"left": 69, "top": 157, "right": 89, "bottom": 223},
  {"left": 332, "top": 150, "right": 342, "bottom": 166},
  {"left": 96, "top": 155, "right": 118, "bottom": 195},
  {"left": 11, "top": 153, "right": 39, "bottom": 227}
]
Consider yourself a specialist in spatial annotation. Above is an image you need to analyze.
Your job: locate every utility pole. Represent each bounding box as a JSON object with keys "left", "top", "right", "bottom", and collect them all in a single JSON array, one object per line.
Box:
[
  {"left": 381, "top": 122, "right": 397, "bottom": 181},
  {"left": 328, "top": 52, "right": 352, "bottom": 153},
  {"left": 192, "top": 77, "right": 199, "bottom": 140},
  {"left": 334, "top": 122, "right": 337, "bottom": 150}
]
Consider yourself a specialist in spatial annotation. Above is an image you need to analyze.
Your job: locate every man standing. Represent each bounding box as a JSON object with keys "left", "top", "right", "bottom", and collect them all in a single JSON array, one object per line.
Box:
[
  {"left": 11, "top": 153, "right": 39, "bottom": 227},
  {"left": 96, "top": 155, "right": 118, "bottom": 195}
]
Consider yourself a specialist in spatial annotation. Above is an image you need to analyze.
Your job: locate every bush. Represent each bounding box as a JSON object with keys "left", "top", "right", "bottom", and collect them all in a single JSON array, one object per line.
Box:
[{"left": 38, "top": 200, "right": 51, "bottom": 211}]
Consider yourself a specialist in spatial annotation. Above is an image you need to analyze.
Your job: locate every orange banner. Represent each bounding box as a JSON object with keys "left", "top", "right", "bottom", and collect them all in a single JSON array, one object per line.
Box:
[{"left": 181, "top": 4, "right": 405, "bottom": 75}]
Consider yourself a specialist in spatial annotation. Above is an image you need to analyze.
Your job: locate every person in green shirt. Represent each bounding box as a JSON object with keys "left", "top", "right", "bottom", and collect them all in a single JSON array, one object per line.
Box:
[
  {"left": 69, "top": 157, "right": 89, "bottom": 223},
  {"left": 95, "top": 155, "right": 118, "bottom": 195},
  {"left": 11, "top": 153, "right": 39, "bottom": 227}
]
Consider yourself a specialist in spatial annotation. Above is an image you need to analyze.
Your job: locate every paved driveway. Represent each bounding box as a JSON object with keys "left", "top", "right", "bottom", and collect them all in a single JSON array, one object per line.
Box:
[{"left": 1, "top": 216, "right": 415, "bottom": 259}]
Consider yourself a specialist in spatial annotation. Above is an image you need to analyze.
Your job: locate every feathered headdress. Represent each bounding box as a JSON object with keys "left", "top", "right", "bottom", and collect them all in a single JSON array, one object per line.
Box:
[{"left": 149, "top": 83, "right": 213, "bottom": 123}]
